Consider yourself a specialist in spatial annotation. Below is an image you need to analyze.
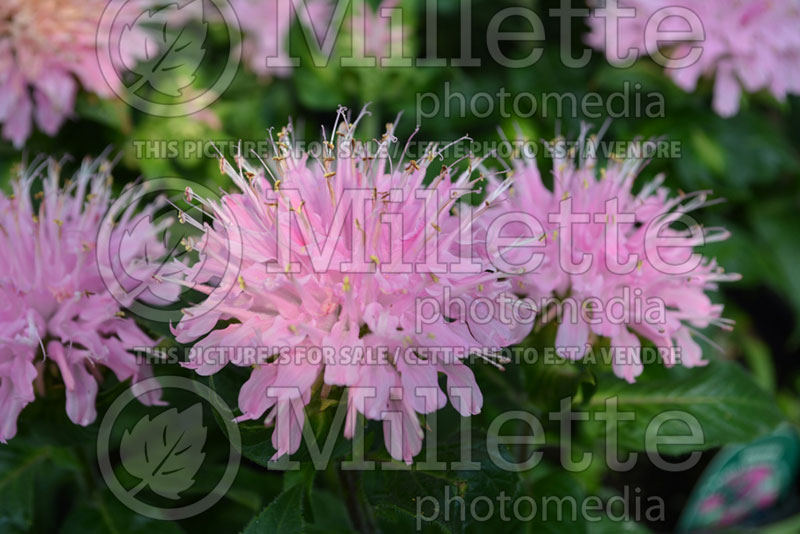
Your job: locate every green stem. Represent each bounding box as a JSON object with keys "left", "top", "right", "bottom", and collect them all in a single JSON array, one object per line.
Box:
[{"left": 336, "top": 465, "right": 377, "bottom": 534}]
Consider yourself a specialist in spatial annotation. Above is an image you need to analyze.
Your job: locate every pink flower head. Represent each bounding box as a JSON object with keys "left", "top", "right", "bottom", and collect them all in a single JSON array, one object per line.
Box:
[
  {"left": 0, "top": 157, "right": 176, "bottom": 442},
  {"left": 586, "top": 0, "right": 800, "bottom": 116},
  {"left": 172, "top": 108, "right": 526, "bottom": 463},
  {"left": 229, "top": 0, "right": 332, "bottom": 77},
  {"left": 0, "top": 0, "right": 148, "bottom": 147},
  {"left": 490, "top": 125, "right": 738, "bottom": 383}
]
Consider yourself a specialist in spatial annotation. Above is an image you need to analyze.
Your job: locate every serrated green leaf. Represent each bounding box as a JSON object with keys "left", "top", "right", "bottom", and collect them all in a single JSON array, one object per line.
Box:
[
  {"left": 526, "top": 472, "right": 587, "bottom": 534},
  {"left": 587, "top": 360, "right": 784, "bottom": 455},
  {"left": 364, "top": 432, "right": 522, "bottom": 533},
  {"left": 242, "top": 484, "right": 305, "bottom": 534},
  {"left": 307, "top": 489, "right": 355, "bottom": 534}
]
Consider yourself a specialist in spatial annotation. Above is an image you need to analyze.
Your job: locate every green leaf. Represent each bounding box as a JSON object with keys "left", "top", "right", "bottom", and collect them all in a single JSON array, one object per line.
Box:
[
  {"left": 0, "top": 444, "right": 83, "bottom": 533},
  {"left": 207, "top": 371, "right": 276, "bottom": 467},
  {"left": 690, "top": 128, "right": 726, "bottom": 176},
  {"left": 525, "top": 472, "right": 587, "bottom": 534},
  {"left": 523, "top": 355, "right": 595, "bottom": 410},
  {"left": 586, "top": 514, "right": 651, "bottom": 534},
  {"left": 586, "top": 360, "right": 784, "bottom": 455},
  {"left": 761, "top": 513, "right": 800, "bottom": 534},
  {"left": 307, "top": 489, "right": 354, "bottom": 534},
  {"left": 740, "top": 334, "right": 777, "bottom": 393},
  {"left": 673, "top": 112, "right": 798, "bottom": 193},
  {"left": 364, "top": 432, "right": 522, "bottom": 533},
  {"left": 242, "top": 484, "right": 305, "bottom": 534},
  {"left": 521, "top": 471, "right": 653, "bottom": 534},
  {"left": 60, "top": 490, "right": 184, "bottom": 534},
  {"left": 749, "top": 197, "right": 800, "bottom": 336},
  {"left": 0, "top": 447, "right": 49, "bottom": 530},
  {"left": 513, "top": 323, "right": 596, "bottom": 410},
  {"left": 74, "top": 94, "right": 132, "bottom": 133}
]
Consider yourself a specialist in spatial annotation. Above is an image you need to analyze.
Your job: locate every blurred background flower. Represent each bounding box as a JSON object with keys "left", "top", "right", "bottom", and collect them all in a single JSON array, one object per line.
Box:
[
  {"left": 230, "top": 0, "right": 331, "bottom": 78},
  {"left": 0, "top": 0, "right": 151, "bottom": 147},
  {"left": 586, "top": 0, "right": 800, "bottom": 116}
]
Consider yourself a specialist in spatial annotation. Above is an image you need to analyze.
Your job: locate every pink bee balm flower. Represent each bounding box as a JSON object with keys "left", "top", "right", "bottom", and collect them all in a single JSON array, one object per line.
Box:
[
  {"left": 586, "top": 0, "right": 800, "bottom": 116},
  {"left": 0, "top": 0, "right": 147, "bottom": 147},
  {"left": 0, "top": 157, "right": 176, "bottom": 442},
  {"left": 172, "top": 108, "right": 526, "bottom": 463},
  {"left": 490, "top": 126, "right": 738, "bottom": 383}
]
